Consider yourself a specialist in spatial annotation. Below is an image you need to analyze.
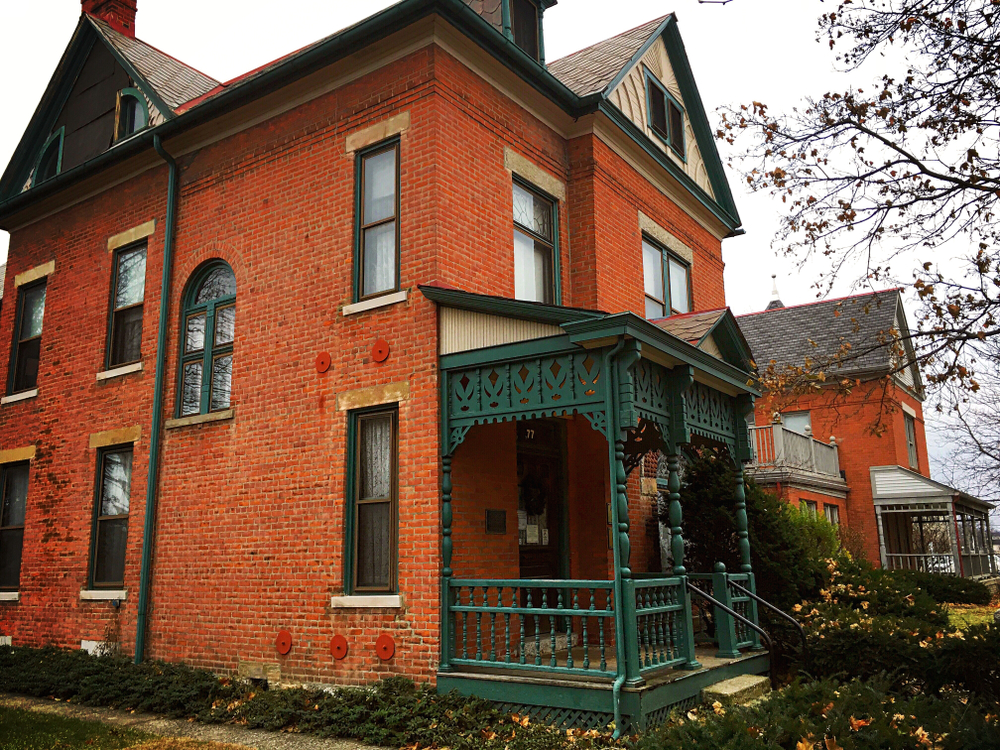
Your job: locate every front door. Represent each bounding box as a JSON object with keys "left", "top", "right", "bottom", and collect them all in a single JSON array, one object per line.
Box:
[{"left": 516, "top": 419, "right": 565, "bottom": 580}]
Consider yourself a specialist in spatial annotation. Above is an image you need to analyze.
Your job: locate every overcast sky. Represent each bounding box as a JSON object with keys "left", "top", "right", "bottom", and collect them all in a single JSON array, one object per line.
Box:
[{"left": 0, "top": 1, "right": 957, "bottom": 477}]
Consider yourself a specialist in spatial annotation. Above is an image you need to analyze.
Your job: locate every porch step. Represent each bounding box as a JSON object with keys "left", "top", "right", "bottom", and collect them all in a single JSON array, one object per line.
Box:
[{"left": 701, "top": 674, "right": 771, "bottom": 706}]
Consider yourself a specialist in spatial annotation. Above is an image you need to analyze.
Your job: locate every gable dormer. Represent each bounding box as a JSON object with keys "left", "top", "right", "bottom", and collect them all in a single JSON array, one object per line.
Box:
[
  {"left": 463, "top": 0, "right": 557, "bottom": 63},
  {"left": 607, "top": 33, "right": 713, "bottom": 198}
]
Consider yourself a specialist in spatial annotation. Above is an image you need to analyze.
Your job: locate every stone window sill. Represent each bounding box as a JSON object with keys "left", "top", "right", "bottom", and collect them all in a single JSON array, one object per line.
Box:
[
  {"left": 1, "top": 389, "right": 38, "bottom": 405},
  {"left": 97, "top": 362, "right": 143, "bottom": 381},
  {"left": 80, "top": 589, "right": 127, "bottom": 601},
  {"left": 342, "top": 290, "right": 408, "bottom": 316},
  {"left": 330, "top": 595, "right": 402, "bottom": 608},
  {"left": 165, "top": 408, "right": 235, "bottom": 430},
  {"left": 0, "top": 591, "right": 19, "bottom": 602}
]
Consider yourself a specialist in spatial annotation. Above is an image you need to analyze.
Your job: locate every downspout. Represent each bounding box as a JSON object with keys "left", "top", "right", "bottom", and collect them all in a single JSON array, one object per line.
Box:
[
  {"left": 601, "top": 337, "right": 625, "bottom": 737},
  {"left": 134, "top": 135, "right": 179, "bottom": 663}
]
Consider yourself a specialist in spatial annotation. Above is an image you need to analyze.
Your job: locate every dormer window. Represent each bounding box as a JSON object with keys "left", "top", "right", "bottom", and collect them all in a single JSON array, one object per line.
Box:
[
  {"left": 116, "top": 89, "right": 149, "bottom": 141},
  {"left": 511, "top": 0, "right": 539, "bottom": 60},
  {"left": 33, "top": 130, "right": 64, "bottom": 187},
  {"left": 646, "top": 72, "right": 685, "bottom": 159}
]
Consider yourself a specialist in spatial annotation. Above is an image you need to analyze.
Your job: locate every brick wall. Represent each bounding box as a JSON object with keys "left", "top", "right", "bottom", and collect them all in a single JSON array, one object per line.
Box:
[
  {"left": 753, "top": 380, "right": 929, "bottom": 564},
  {"left": 0, "top": 41, "right": 731, "bottom": 685}
]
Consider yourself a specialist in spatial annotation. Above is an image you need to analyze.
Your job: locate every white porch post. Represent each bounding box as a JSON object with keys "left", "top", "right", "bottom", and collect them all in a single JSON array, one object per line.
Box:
[{"left": 874, "top": 505, "right": 889, "bottom": 569}]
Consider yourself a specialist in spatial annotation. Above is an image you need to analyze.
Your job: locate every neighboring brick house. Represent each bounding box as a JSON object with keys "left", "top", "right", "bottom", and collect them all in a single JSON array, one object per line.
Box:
[
  {"left": 737, "top": 287, "right": 996, "bottom": 578},
  {"left": 0, "top": 0, "right": 771, "bottom": 729}
]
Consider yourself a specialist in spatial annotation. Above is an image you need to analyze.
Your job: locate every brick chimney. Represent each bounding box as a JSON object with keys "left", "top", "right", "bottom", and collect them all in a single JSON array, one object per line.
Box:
[{"left": 82, "top": 0, "right": 137, "bottom": 38}]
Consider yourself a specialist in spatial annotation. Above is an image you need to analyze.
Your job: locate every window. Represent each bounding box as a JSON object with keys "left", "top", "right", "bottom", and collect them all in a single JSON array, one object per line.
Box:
[
  {"left": 511, "top": 0, "right": 539, "bottom": 60},
  {"left": 350, "top": 408, "right": 398, "bottom": 593},
  {"left": 107, "top": 243, "right": 147, "bottom": 368},
  {"left": 645, "top": 72, "right": 684, "bottom": 158},
  {"left": 91, "top": 448, "right": 132, "bottom": 588},
  {"left": 357, "top": 141, "right": 400, "bottom": 300},
  {"left": 513, "top": 181, "right": 556, "bottom": 304},
  {"left": 801, "top": 500, "right": 818, "bottom": 518},
  {"left": 179, "top": 262, "right": 236, "bottom": 417},
  {"left": 0, "top": 464, "right": 28, "bottom": 591},
  {"left": 782, "top": 411, "right": 812, "bottom": 435},
  {"left": 9, "top": 281, "right": 46, "bottom": 394},
  {"left": 33, "top": 129, "right": 64, "bottom": 187},
  {"left": 641, "top": 236, "right": 690, "bottom": 318},
  {"left": 824, "top": 504, "right": 840, "bottom": 526},
  {"left": 115, "top": 89, "right": 149, "bottom": 141},
  {"left": 904, "top": 413, "right": 919, "bottom": 470}
]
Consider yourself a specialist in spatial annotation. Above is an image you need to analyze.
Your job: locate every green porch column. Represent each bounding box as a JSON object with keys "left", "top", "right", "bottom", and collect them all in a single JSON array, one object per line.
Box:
[
  {"left": 666, "top": 454, "right": 685, "bottom": 575},
  {"left": 440, "top": 454, "right": 454, "bottom": 671},
  {"left": 615, "top": 438, "right": 642, "bottom": 684},
  {"left": 668, "top": 452, "right": 701, "bottom": 669},
  {"left": 734, "top": 471, "right": 751, "bottom": 573}
]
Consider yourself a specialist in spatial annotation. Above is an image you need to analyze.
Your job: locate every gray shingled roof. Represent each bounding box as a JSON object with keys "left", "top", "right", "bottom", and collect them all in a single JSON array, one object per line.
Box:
[
  {"left": 89, "top": 17, "right": 219, "bottom": 111},
  {"left": 547, "top": 16, "right": 666, "bottom": 96},
  {"left": 736, "top": 290, "right": 903, "bottom": 376},
  {"left": 653, "top": 308, "right": 725, "bottom": 344}
]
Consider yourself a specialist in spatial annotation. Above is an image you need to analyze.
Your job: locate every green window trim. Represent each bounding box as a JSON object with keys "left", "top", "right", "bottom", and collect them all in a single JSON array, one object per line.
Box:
[
  {"left": 176, "top": 261, "right": 236, "bottom": 418},
  {"left": 343, "top": 405, "right": 399, "bottom": 595},
  {"left": 641, "top": 233, "right": 691, "bottom": 319},
  {"left": 115, "top": 88, "right": 151, "bottom": 142},
  {"left": 643, "top": 69, "right": 685, "bottom": 162},
  {"left": 7, "top": 278, "right": 46, "bottom": 395},
  {"left": 352, "top": 138, "right": 401, "bottom": 303},
  {"left": 0, "top": 461, "right": 29, "bottom": 592},
  {"left": 88, "top": 444, "right": 133, "bottom": 590},
  {"left": 512, "top": 174, "right": 561, "bottom": 306},
  {"left": 105, "top": 241, "right": 148, "bottom": 370},
  {"left": 31, "top": 127, "right": 65, "bottom": 188}
]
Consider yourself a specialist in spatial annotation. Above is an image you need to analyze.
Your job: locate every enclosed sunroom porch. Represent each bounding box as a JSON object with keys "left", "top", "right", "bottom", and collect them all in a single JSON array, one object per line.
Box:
[{"left": 423, "top": 288, "right": 774, "bottom": 731}]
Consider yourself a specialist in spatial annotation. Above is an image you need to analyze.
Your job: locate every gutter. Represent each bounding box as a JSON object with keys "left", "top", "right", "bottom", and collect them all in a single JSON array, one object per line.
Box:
[
  {"left": 0, "top": 0, "right": 598, "bottom": 225},
  {"left": 134, "top": 135, "right": 178, "bottom": 664}
]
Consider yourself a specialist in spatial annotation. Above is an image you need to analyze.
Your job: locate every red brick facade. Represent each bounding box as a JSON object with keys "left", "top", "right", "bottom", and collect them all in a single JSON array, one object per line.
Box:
[
  {"left": 752, "top": 380, "right": 929, "bottom": 564},
  {"left": 0, "top": 30, "right": 729, "bottom": 686}
]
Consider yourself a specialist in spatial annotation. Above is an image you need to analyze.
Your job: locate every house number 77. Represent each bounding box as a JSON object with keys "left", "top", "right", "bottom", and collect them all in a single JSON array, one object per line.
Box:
[{"left": 525, "top": 429, "right": 535, "bottom": 439}]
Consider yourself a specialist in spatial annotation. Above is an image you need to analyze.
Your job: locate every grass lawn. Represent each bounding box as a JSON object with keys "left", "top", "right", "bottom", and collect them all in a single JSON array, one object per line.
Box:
[
  {"left": 948, "top": 603, "right": 997, "bottom": 630},
  {"left": 0, "top": 705, "right": 245, "bottom": 750}
]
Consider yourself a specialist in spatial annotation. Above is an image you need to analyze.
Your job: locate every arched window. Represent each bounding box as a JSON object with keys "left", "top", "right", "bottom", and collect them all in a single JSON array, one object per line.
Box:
[
  {"left": 116, "top": 89, "right": 149, "bottom": 141},
  {"left": 179, "top": 262, "right": 236, "bottom": 417},
  {"left": 33, "top": 130, "right": 64, "bottom": 187}
]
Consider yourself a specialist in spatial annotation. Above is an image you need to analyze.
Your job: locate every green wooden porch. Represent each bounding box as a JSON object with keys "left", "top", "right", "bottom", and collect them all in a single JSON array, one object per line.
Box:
[{"left": 426, "top": 288, "right": 769, "bottom": 732}]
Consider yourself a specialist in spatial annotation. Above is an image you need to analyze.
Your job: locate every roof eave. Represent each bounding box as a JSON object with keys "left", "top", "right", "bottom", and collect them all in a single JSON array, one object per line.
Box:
[
  {"left": 0, "top": 0, "right": 601, "bottom": 223},
  {"left": 418, "top": 284, "right": 605, "bottom": 325}
]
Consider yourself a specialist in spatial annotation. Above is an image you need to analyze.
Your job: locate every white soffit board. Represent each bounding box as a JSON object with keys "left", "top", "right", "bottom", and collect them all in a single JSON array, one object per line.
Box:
[
  {"left": 871, "top": 466, "right": 951, "bottom": 502},
  {"left": 440, "top": 307, "right": 563, "bottom": 355}
]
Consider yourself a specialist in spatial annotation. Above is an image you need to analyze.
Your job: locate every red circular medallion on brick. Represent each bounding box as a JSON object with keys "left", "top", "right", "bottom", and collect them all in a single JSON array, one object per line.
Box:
[
  {"left": 375, "top": 633, "right": 395, "bottom": 660},
  {"left": 330, "top": 634, "right": 348, "bottom": 660},
  {"left": 315, "top": 352, "right": 332, "bottom": 373},
  {"left": 276, "top": 629, "right": 293, "bottom": 655},
  {"left": 372, "top": 339, "right": 390, "bottom": 363}
]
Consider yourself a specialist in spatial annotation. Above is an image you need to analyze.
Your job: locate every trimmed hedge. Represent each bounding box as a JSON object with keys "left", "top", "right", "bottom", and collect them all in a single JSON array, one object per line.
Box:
[
  {"left": 0, "top": 646, "right": 617, "bottom": 750},
  {"left": 887, "top": 568, "right": 994, "bottom": 606},
  {"left": 639, "top": 677, "right": 1000, "bottom": 750}
]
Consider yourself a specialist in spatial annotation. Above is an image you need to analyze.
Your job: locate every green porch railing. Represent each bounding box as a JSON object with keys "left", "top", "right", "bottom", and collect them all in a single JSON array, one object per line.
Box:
[
  {"left": 628, "top": 577, "right": 689, "bottom": 675},
  {"left": 447, "top": 579, "right": 617, "bottom": 678},
  {"left": 687, "top": 568, "right": 761, "bottom": 657}
]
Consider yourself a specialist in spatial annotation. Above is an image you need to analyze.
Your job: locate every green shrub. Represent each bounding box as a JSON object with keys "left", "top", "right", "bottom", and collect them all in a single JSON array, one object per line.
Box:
[
  {"left": 668, "top": 448, "right": 840, "bottom": 610},
  {"left": 639, "top": 677, "right": 1000, "bottom": 750},
  {"left": 887, "top": 568, "right": 994, "bottom": 605}
]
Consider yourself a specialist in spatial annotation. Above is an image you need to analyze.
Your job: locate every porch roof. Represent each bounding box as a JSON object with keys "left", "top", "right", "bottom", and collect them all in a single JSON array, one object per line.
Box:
[
  {"left": 870, "top": 465, "right": 994, "bottom": 513},
  {"left": 420, "top": 285, "right": 758, "bottom": 397}
]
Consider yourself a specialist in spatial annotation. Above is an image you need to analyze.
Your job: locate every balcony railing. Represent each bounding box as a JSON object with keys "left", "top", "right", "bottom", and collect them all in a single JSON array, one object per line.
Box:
[{"left": 747, "top": 424, "right": 841, "bottom": 478}]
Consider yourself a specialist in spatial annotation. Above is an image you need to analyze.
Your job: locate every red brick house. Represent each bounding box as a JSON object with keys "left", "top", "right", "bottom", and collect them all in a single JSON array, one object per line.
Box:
[
  {"left": 737, "top": 287, "right": 996, "bottom": 578},
  {"left": 0, "top": 0, "right": 771, "bottom": 729}
]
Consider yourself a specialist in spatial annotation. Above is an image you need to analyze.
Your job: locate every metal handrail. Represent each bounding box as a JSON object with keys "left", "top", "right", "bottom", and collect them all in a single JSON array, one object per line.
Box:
[
  {"left": 686, "top": 582, "right": 773, "bottom": 653},
  {"left": 728, "top": 580, "right": 807, "bottom": 652}
]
